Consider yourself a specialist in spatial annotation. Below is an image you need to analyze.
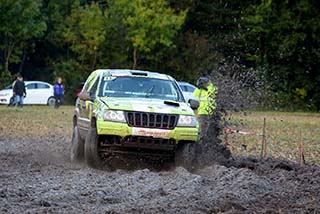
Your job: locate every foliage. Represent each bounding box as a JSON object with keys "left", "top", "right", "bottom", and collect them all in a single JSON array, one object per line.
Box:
[
  {"left": 0, "top": 0, "right": 46, "bottom": 74},
  {"left": 246, "top": 0, "right": 320, "bottom": 110},
  {"left": 0, "top": 70, "right": 12, "bottom": 89},
  {"left": 44, "top": 2, "right": 106, "bottom": 99},
  {"left": 109, "top": 0, "right": 186, "bottom": 69},
  {"left": 0, "top": 0, "right": 319, "bottom": 110},
  {"left": 63, "top": 3, "right": 106, "bottom": 70}
]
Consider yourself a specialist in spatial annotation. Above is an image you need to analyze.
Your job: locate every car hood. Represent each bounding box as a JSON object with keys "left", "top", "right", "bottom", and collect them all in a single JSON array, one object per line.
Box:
[{"left": 98, "top": 97, "right": 194, "bottom": 115}]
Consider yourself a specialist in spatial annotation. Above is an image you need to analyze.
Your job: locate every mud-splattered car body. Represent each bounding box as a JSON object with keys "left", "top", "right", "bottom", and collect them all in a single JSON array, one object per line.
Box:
[{"left": 72, "top": 69, "right": 199, "bottom": 167}]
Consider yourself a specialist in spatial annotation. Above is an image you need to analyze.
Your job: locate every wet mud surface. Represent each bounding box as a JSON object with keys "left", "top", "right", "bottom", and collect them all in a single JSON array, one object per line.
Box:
[{"left": 1, "top": 134, "right": 320, "bottom": 213}]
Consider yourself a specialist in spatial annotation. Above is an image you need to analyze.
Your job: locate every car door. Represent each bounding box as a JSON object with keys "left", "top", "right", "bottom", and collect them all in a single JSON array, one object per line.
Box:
[
  {"left": 179, "top": 85, "right": 190, "bottom": 101},
  {"left": 185, "top": 85, "right": 196, "bottom": 101},
  {"left": 78, "top": 73, "right": 99, "bottom": 137},
  {"left": 24, "top": 83, "right": 37, "bottom": 104},
  {"left": 36, "top": 83, "right": 52, "bottom": 104}
]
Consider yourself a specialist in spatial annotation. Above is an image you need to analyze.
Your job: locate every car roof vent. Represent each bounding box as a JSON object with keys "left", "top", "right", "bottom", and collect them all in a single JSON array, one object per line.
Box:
[
  {"left": 164, "top": 100, "right": 180, "bottom": 107},
  {"left": 131, "top": 72, "right": 148, "bottom": 76}
]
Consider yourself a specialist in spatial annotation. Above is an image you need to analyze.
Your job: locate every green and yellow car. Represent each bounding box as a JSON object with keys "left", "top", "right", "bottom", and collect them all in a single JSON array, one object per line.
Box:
[{"left": 71, "top": 69, "right": 199, "bottom": 168}]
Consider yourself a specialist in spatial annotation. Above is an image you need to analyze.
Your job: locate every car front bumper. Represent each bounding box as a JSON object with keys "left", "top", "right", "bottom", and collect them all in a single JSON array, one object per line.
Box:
[
  {"left": 0, "top": 97, "right": 10, "bottom": 104},
  {"left": 96, "top": 120, "right": 198, "bottom": 144}
]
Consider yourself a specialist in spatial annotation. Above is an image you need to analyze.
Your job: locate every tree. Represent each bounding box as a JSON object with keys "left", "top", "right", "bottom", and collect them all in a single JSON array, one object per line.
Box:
[
  {"left": 163, "top": 0, "right": 254, "bottom": 82},
  {"left": 110, "top": 0, "right": 186, "bottom": 69},
  {"left": 0, "top": 0, "right": 46, "bottom": 75},
  {"left": 63, "top": 3, "right": 106, "bottom": 70},
  {"left": 101, "top": 0, "right": 131, "bottom": 68},
  {"left": 246, "top": 0, "right": 320, "bottom": 110}
]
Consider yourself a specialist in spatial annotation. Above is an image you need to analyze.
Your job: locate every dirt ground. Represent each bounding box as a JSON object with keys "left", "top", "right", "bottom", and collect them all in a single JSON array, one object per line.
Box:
[{"left": 0, "top": 108, "right": 320, "bottom": 213}]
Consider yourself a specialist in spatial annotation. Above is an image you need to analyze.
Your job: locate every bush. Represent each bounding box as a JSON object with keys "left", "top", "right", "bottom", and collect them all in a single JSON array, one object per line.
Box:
[{"left": 0, "top": 70, "right": 13, "bottom": 89}]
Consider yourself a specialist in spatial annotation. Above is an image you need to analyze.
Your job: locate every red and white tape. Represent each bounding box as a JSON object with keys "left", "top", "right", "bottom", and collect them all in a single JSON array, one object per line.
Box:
[{"left": 224, "top": 128, "right": 262, "bottom": 136}]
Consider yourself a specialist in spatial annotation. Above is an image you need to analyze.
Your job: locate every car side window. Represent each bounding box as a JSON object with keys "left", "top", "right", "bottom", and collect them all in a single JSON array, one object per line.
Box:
[
  {"left": 179, "top": 85, "right": 187, "bottom": 92},
  {"left": 83, "top": 73, "right": 97, "bottom": 92},
  {"left": 186, "top": 86, "right": 195, "bottom": 92},
  {"left": 89, "top": 77, "right": 100, "bottom": 96},
  {"left": 26, "top": 83, "right": 36, "bottom": 89},
  {"left": 37, "top": 83, "right": 50, "bottom": 89}
]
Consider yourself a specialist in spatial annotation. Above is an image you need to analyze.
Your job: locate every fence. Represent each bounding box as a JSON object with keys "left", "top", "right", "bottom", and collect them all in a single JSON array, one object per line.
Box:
[{"left": 223, "top": 117, "right": 319, "bottom": 166}]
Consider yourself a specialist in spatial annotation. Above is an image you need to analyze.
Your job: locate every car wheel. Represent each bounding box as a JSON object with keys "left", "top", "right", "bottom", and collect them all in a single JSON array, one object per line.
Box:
[
  {"left": 70, "top": 126, "right": 84, "bottom": 162},
  {"left": 84, "top": 127, "right": 102, "bottom": 168},
  {"left": 47, "top": 96, "right": 56, "bottom": 107},
  {"left": 175, "top": 142, "right": 196, "bottom": 171}
]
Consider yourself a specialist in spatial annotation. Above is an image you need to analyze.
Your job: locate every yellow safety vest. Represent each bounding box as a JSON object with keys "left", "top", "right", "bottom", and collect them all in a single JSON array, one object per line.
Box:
[{"left": 193, "top": 83, "right": 217, "bottom": 115}]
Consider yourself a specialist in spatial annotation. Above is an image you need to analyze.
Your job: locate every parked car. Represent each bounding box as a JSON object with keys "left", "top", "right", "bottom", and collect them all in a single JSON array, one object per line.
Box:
[
  {"left": 71, "top": 69, "right": 199, "bottom": 169},
  {"left": 178, "top": 81, "right": 197, "bottom": 101},
  {"left": 0, "top": 81, "right": 55, "bottom": 106}
]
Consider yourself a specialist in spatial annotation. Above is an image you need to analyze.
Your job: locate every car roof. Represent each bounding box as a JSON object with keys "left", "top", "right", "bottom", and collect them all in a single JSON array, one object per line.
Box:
[
  {"left": 94, "top": 69, "right": 173, "bottom": 81},
  {"left": 178, "top": 81, "right": 196, "bottom": 88},
  {"left": 0, "top": 81, "right": 53, "bottom": 90},
  {"left": 24, "top": 81, "right": 53, "bottom": 86}
]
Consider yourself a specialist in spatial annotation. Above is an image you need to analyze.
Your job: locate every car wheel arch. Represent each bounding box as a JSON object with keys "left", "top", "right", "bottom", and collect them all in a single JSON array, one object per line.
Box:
[
  {"left": 73, "top": 115, "right": 77, "bottom": 127},
  {"left": 91, "top": 117, "right": 97, "bottom": 128},
  {"left": 47, "top": 96, "right": 56, "bottom": 106}
]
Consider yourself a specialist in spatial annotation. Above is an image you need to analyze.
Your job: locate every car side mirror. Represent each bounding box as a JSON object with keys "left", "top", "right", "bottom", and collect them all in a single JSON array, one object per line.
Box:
[
  {"left": 188, "top": 99, "right": 199, "bottom": 110},
  {"left": 78, "top": 91, "right": 94, "bottom": 101}
]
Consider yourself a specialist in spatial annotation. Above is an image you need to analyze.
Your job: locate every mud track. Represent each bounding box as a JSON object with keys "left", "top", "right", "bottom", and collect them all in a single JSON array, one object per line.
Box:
[{"left": 1, "top": 133, "right": 320, "bottom": 213}]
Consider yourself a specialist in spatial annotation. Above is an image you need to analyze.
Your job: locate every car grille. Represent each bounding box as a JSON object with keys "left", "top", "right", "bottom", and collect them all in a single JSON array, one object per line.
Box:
[{"left": 125, "top": 111, "right": 178, "bottom": 129}]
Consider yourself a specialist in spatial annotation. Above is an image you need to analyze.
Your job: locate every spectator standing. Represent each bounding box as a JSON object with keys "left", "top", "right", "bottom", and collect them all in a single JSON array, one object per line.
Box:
[
  {"left": 13, "top": 74, "right": 26, "bottom": 107},
  {"left": 54, "top": 77, "right": 64, "bottom": 108},
  {"left": 193, "top": 77, "right": 217, "bottom": 138}
]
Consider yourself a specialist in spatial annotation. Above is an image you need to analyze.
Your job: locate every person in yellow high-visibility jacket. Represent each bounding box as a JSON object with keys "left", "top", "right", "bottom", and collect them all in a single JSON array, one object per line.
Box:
[{"left": 193, "top": 77, "right": 217, "bottom": 138}]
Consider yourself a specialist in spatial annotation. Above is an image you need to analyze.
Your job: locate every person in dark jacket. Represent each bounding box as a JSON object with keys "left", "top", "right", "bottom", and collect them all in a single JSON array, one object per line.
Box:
[
  {"left": 53, "top": 77, "right": 64, "bottom": 108},
  {"left": 13, "top": 74, "right": 26, "bottom": 107}
]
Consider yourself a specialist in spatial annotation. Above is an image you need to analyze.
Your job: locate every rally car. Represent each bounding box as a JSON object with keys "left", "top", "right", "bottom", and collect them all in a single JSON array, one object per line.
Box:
[{"left": 71, "top": 69, "right": 199, "bottom": 168}]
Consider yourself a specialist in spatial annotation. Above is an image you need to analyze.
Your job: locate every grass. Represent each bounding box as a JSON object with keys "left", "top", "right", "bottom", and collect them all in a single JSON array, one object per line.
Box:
[
  {"left": 0, "top": 105, "right": 319, "bottom": 165},
  {"left": 0, "top": 105, "right": 74, "bottom": 141},
  {"left": 224, "top": 111, "right": 320, "bottom": 165}
]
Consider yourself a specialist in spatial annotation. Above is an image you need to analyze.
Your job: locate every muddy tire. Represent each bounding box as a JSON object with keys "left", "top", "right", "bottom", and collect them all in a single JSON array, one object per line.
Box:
[
  {"left": 84, "top": 127, "right": 101, "bottom": 168},
  {"left": 70, "top": 126, "right": 84, "bottom": 162},
  {"left": 175, "top": 142, "right": 196, "bottom": 171}
]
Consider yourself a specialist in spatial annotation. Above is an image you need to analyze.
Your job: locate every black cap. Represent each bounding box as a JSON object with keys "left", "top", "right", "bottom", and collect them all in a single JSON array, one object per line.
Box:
[{"left": 196, "top": 77, "right": 210, "bottom": 89}]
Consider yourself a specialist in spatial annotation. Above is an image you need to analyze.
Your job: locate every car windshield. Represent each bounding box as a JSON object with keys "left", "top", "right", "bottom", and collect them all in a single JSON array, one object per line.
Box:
[{"left": 99, "top": 76, "right": 183, "bottom": 102}]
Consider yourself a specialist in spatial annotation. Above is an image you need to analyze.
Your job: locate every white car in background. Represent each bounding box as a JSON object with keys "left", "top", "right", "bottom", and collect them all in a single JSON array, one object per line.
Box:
[
  {"left": 178, "top": 81, "right": 197, "bottom": 102},
  {"left": 0, "top": 81, "right": 55, "bottom": 106}
]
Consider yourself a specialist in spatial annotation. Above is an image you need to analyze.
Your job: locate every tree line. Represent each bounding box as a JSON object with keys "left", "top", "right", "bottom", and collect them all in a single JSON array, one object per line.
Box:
[{"left": 0, "top": 0, "right": 319, "bottom": 110}]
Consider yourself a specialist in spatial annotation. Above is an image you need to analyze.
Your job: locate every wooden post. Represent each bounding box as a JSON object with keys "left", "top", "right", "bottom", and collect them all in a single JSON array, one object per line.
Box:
[
  {"left": 299, "top": 129, "right": 305, "bottom": 167},
  {"left": 261, "top": 117, "right": 266, "bottom": 158},
  {"left": 224, "top": 130, "right": 233, "bottom": 153},
  {"left": 263, "top": 117, "right": 267, "bottom": 157}
]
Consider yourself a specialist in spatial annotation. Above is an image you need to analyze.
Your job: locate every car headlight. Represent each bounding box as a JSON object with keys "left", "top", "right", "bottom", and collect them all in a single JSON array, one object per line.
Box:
[
  {"left": 177, "top": 115, "right": 197, "bottom": 127},
  {"left": 103, "top": 110, "right": 126, "bottom": 122}
]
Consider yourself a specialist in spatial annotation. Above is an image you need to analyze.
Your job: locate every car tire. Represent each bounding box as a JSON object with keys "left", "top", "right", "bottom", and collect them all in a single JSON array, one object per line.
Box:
[
  {"left": 84, "top": 127, "right": 102, "bottom": 168},
  {"left": 70, "top": 126, "right": 84, "bottom": 162},
  {"left": 47, "top": 96, "right": 56, "bottom": 107},
  {"left": 175, "top": 142, "right": 196, "bottom": 171}
]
